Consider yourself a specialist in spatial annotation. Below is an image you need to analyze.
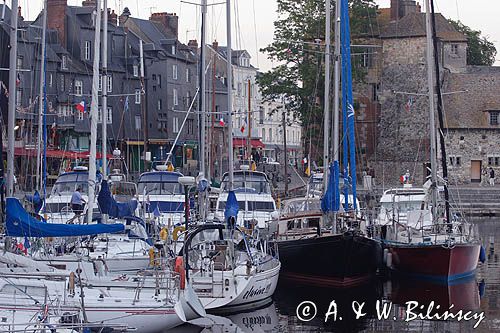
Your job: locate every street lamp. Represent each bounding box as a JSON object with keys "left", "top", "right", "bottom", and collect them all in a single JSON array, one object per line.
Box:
[{"left": 178, "top": 176, "right": 195, "bottom": 281}]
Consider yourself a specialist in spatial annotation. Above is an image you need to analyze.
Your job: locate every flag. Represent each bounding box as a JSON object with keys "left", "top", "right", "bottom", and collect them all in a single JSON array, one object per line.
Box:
[
  {"left": 75, "top": 101, "right": 85, "bottom": 113},
  {"left": 219, "top": 117, "right": 225, "bottom": 126},
  {"left": 404, "top": 97, "right": 413, "bottom": 112},
  {"left": 240, "top": 120, "right": 246, "bottom": 133},
  {"left": 16, "top": 73, "right": 20, "bottom": 87}
]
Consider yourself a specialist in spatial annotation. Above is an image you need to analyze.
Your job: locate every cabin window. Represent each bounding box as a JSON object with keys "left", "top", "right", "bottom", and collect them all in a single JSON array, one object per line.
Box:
[{"left": 489, "top": 111, "right": 499, "bottom": 125}]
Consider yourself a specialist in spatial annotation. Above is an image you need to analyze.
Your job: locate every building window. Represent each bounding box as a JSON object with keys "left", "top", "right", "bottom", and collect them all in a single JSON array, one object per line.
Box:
[
  {"left": 489, "top": 111, "right": 499, "bottom": 125},
  {"left": 173, "top": 117, "right": 179, "bottom": 133},
  {"left": 133, "top": 65, "right": 139, "bottom": 77},
  {"left": 77, "top": 110, "right": 84, "bottom": 121},
  {"left": 186, "top": 91, "right": 191, "bottom": 107},
  {"left": 187, "top": 119, "right": 194, "bottom": 134},
  {"left": 16, "top": 56, "right": 23, "bottom": 69},
  {"left": 61, "top": 55, "right": 68, "bottom": 70},
  {"left": 173, "top": 89, "right": 178, "bottom": 106},
  {"left": 84, "top": 41, "right": 92, "bottom": 61},
  {"left": 135, "top": 89, "right": 141, "bottom": 104},
  {"left": 16, "top": 89, "right": 22, "bottom": 107},
  {"left": 97, "top": 107, "right": 102, "bottom": 123},
  {"left": 173, "top": 65, "right": 178, "bottom": 80},
  {"left": 269, "top": 128, "right": 273, "bottom": 141},
  {"left": 60, "top": 75, "right": 65, "bottom": 91},
  {"left": 48, "top": 73, "right": 53, "bottom": 88},
  {"left": 451, "top": 44, "right": 458, "bottom": 55},
  {"left": 186, "top": 68, "right": 190, "bottom": 82},
  {"left": 237, "top": 83, "right": 242, "bottom": 96},
  {"left": 488, "top": 156, "right": 500, "bottom": 166},
  {"left": 172, "top": 45, "right": 176, "bottom": 55},
  {"left": 74, "top": 80, "right": 83, "bottom": 96},
  {"left": 98, "top": 75, "right": 102, "bottom": 92},
  {"left": 135, "top": 115, "right": 141, "bottom": 130},
  {"left": 157, "top": 75, "right": 161, "bottom": 86},
  {"left": 158, "top": 99, "right": 162, "bottom": 110},
  {"left": 107, "top": 107, "right": 112, "bottom": 124},
  {"left": 262, "top": 128, "right": 266, "bottom": 141},
  {"left": 107, "top": 75, "right": 112, "bottom": 93},
  {"left": 259, "top": 107, "right": 264, "bottom": 124}
]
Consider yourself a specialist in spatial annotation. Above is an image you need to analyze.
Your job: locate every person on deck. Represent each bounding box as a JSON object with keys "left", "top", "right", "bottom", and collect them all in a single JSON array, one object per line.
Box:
[
  {"left": 70, "top": 186, "right": 86, "bottom": 222},
  {"left": 167, "top": 161, "right": 175, "bottom": 172}
]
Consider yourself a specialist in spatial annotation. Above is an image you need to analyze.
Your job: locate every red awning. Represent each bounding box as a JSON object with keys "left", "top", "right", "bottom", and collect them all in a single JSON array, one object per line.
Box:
[
  {"left": 14, "top": 148, "right": 112, "bottom": 159},
  {"left": 233, "top": 138, "right": 265, "bottom": 148}
]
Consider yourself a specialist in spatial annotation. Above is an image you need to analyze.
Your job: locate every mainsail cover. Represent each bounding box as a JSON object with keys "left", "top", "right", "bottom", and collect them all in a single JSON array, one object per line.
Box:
[
  {"left": 224, "top": 190, "right": 239, "bottom": 223},
  {"left": 24, "top": 190, "right": 43, "bottom": 213},
  {"left": 6, "top": 197, "right": 125, "bottom": 237},
  {"left": 98, "top": 180, "right": 138, "bottom": 218},
  {"left": 321, "top": 162, "right": 340, "bottom": 213}
]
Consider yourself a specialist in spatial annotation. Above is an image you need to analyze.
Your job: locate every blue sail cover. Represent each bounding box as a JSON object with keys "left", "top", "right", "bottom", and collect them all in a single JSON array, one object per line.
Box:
[
  {"left": 224, "top": 190, "right": 239, "bottom": 223},
  {"left": 6, "top": 197, "right": 125, "bottom": 237},
  {"left": 321, "top": 162, "right": 340, "bottom": 213},
  {"left": 98, "top": 181, "right": 138, "bottom": 218}
]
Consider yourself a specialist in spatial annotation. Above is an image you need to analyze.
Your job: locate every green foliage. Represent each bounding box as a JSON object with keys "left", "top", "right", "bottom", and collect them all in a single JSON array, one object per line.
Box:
[
  {"left": 448, "top": 20, "right": 497, "bottom": 66},
  {"left": 258, "top": 0, "right": 378, "bottom": 157}
]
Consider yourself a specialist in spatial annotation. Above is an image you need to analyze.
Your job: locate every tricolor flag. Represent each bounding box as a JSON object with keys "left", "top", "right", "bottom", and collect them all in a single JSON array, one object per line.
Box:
[
  {"left": 219, "top": 117, "right": 225, "bottom": 126},
  {"left": 405, "top": 97, "right": 414, "bottom": 112},
  {"left": 75, "top": 100, "right": 85, "bottom": 113},
  {"left": 240, "top": 120, "right": 246, "bottom": 133}
]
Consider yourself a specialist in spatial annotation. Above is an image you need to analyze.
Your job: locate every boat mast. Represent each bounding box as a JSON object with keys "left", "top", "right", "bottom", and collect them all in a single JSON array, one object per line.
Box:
[
  {"left": 36, "top": 0, "right": 47, "bottom": 193},
  {"left": 322, "top": 0, "right": 331, "bottom": 189},
  {"left": 226, "top": 0, "right": 234, "bottom": 190},
  {"left": 424, "top": 0, "right": 439, "bottom": 222},
  {"left": 199, "top": 0, "right": 207, "bottom": 219},
  {"left": 102, "top": 0, "right": 108, "bottom": 180},
  {"left": 332, "top": 0, "right": 340, "bottom": 163},
  {"left": 430, "top": 0, "right": 451, "bottom": 227},
  {"left": 6, "top": 0, "right": 18, "bottom": 197},
  {"left": 87, "top": 0, "right": 102, "bottom": 224}
]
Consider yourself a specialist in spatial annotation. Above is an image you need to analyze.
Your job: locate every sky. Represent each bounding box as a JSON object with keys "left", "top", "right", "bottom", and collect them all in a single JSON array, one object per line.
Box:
[{"left": 11, "top": 0, "right": 500, "bottom": 70}]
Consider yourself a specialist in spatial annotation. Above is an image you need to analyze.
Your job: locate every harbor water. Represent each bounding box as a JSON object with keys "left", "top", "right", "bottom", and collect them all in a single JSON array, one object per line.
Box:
[{"left": 169, "top": 218, "right": 500, "bottom": 332}]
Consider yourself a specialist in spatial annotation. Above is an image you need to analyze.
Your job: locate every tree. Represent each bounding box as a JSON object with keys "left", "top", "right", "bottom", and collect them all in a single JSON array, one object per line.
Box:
[
  {"left": 258, "top": 0, "right": 378, "bottom": 162},
  {"left": 448, "top": 20, "right": 497, "bottom": 66}
]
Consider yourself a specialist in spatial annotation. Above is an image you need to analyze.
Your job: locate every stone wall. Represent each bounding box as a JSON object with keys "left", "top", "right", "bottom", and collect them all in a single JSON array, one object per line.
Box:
[{"left": 382, "top": 37, "right": 427, "bottom": 67}]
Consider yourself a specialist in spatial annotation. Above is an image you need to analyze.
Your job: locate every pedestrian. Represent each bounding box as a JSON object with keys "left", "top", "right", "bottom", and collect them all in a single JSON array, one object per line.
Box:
[
  {"left": 70, "top": 186, "right": 86, "bottom": 223},
  {"left": 490, "top": 167, "right": 495, "bottom": 186}
]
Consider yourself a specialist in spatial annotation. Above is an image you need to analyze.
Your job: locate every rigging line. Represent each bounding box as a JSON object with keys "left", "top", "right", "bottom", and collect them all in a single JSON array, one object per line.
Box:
[{"left": 251, "top": 0, "right": 259, "bottom": 68}]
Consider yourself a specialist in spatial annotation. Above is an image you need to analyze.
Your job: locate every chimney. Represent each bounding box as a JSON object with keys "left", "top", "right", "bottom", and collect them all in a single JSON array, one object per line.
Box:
[
  {"left": 108, "top": 9, "right": 118, "bottom": 26},
  {"left": 81, "top": 0, "right": 96, "bottom": 7},
  {"left": 390, "top": 0, "right": 399, "bottom": 21},
  {"left": 17, "top": 6, "right": 24, "bottom": 21},
  {"left": 188, "top": 39, "right": 198, "bottom": 53},
  {"left": 47, "top": 0, "right": 67, "bottom": 47},
  {"left": 150, "top": 12, "right": 179, "bottom": 39},
  {"left": 119, "top": 7, "right": 131, "bottom": 26}
]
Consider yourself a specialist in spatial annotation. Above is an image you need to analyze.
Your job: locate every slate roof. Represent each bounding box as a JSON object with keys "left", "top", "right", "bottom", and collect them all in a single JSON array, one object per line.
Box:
[
  {"left": 381, "top": 12, "right": 466, "bottom": 42},
  {"left": 443, "top": 66, "right": 500, "bottom": 129}
]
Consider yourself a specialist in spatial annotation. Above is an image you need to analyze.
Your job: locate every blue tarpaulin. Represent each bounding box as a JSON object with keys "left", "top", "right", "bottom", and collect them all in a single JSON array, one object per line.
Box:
[
  {"left": 6, "top": 197, "right": 125, "bottom": 238},
  {"left": 321, "top": 162, "right": 340, "bottom": 213},
  {"left": 98, "top": 181, "right": 138, "bottom": 218},
  {"left": 224, "top": 191, "right": 239, "bottom": 224}
]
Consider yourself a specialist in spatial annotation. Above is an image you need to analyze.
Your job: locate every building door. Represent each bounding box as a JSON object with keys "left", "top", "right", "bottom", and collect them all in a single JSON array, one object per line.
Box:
[{"left": 471, "top": 160, "right": 482, "bottom": 183}]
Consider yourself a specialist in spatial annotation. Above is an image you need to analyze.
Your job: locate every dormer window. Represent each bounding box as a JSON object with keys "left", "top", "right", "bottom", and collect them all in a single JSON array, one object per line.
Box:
[
  {"left": 171, "top": 45, "right": 176, "bottom": 55},
  {"left": 61, "top": 55, "right": 68, "bottom": 70},
  {"left": 489, "top": 111, "right": 499, "bottom": 125},
  {"left": 240, "top": 56, "right": 249, "bottom": 67}
]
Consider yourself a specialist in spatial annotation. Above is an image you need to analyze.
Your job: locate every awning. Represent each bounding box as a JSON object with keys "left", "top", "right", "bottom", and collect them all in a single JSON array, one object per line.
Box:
[
  {"left": 14, "top": 148, "right": 112, "bottom": 159},
  {"left": 125, "top": 140, "right": 144, "bottom": 146},
  {"left": 233, "top": 138, "right": 265, "bottom": 148}
]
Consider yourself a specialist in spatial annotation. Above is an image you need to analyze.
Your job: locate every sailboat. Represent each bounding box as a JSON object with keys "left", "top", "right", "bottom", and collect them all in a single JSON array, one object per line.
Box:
[
  {"left": 376, "top": 0, "right": 480, "bottom": 282},
  {"left": 271, "top": 0, "right": 381, "bottom": 287}
]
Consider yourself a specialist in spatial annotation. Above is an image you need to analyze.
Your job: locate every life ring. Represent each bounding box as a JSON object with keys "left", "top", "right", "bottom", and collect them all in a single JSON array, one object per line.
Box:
[
  {"left": 174, "top": 256, "right": 186, "bottom": 290},
  {"left": 159, "top": 227, "right": 169, "bottom": 241},
  {"left": 172, "top": 226, "right": 186, "bottom": 241}
]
